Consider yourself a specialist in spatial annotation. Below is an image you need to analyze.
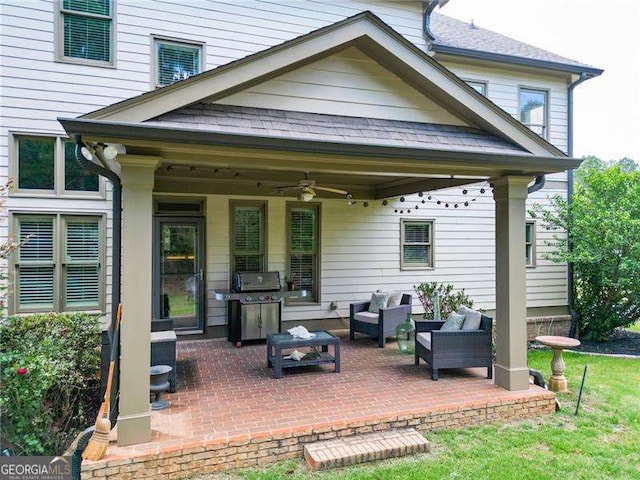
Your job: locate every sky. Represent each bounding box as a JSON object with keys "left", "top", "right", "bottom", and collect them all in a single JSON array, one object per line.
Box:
[{"left": 438, "top": 0, "right": 640, "bottom": 161}]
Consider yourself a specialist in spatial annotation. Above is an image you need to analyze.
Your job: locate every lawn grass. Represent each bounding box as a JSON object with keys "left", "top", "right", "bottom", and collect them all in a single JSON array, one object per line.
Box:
[
  {"left": 627, "top": 321, "right": 640, "bottom": 333},
  {"left": 196, "top": 351, "right": 640, "bottom": 480}
]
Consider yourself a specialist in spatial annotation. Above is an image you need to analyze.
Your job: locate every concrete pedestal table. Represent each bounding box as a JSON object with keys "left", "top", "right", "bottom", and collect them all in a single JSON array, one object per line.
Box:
[{"left": 535, "top": 335, "right": 581, "bottom": 392}]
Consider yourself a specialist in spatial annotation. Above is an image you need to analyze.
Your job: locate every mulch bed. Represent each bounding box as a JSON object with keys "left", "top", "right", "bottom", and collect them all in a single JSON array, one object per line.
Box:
[{"left": 569, "top": 329, "right": 640, "bottom": 357}]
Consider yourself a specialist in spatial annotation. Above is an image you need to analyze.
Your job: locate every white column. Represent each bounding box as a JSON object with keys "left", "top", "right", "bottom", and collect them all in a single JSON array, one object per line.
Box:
[
  {"left": 493, "top": 176, "right": 532, "bottom": 391},
  {"left": 117, "top": 155, "right": 161, "bottom": 446}
]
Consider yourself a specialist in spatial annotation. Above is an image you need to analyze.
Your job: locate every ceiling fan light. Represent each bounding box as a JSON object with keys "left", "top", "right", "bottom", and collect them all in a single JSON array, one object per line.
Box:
[{"left": 298, "top": 187, "right": 315, "bottom": 202}]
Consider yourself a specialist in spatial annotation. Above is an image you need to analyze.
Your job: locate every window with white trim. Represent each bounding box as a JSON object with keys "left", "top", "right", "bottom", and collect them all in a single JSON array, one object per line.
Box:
[
  {"left": 287, "top": 203, "right": 320, "bottom": 303},
  {"left": 13, "top": 214, "right": 104, "bottom": 313},
  {"left": 401, "top": 219, "right": 433, "bottom": 269},
  {"left": 526, "top": 221, "right": 536, "bottom": 266},
  {"left": 466, "top": 80, "right": 487, "bottom": 96},
  {"left": 154, "top": 38, "right": 202, "bottom": 88},
  {"left": 12, "top": 135, "right": 101, "bottom": 195},
  {"left": 231, "top": 202, "right": 266, "bottom": 273},
  {"left": 519, "top": 88, "right": 548, "bottom": 138},
  {"left": 58, "top": 0, "right": 114, "bottom": 65}
]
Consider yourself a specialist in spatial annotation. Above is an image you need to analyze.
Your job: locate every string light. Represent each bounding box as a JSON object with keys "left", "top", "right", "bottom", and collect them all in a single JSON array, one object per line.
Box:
[{"left": 377, "top": 182, "right": 491, "bottom": 213}]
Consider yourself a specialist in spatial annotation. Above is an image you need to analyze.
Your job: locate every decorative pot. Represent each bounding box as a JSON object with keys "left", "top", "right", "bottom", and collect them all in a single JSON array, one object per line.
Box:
[
  {"left": 150, "top": 364, "right": 172, "bottom": 410},
  {"left": 396, "top": 313, "right": 416, "bottom": 354}
]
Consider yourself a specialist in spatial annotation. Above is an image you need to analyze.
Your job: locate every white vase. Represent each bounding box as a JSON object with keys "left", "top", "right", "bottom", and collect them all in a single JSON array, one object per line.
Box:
[{"left": 433, "top": 292, "right": 441, "bottom": 321}]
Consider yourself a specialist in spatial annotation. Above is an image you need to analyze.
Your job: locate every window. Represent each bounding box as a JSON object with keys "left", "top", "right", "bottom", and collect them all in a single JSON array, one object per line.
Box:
[
  {"left": 519, "top": 88, "right": 548, "bottom": 138},
  {"left": 401, "top": 219, "right": 433, "bottom": 269},
  {"left": 287, "top": 203, "right": 320, "bottom": 303},
  {"left": 231, "top": 202, "right": 266, "bottom": 273},
  {"left": 17, "top": 137, "right": 55, "bottom": 190},
  {"left": 526, "top": 221, "right": 536, "bottom": 266},
  {"left": 12, "top": 135, "right": 100, "bottom": 195},
  {"left": 466, "top": 80, "right": 487, "bottom": 96},
  {"left": 13, "top": 214, "right": 103, "bottom": 313},
  {"left": 57, "top": 0, "right": 114, "bottom": 66},
  {"left": 154, "top": 38, "right": 202, "bottom": 88}
]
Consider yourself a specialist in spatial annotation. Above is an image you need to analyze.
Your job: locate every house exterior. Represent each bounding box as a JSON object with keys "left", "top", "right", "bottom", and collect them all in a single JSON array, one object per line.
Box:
[{"left": 1, "top": 0, "right": 601, "bottom": 446}]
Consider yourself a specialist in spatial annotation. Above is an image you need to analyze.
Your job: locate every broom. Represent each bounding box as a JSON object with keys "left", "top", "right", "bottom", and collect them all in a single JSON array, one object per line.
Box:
[{"left": 83, "top": 304, "right": 122, "bottom": 460}]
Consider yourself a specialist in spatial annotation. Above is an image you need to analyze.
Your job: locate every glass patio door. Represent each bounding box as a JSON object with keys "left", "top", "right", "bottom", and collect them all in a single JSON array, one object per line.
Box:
[{"left": 153, "top": 217, "right": 205, "bottom": 334}]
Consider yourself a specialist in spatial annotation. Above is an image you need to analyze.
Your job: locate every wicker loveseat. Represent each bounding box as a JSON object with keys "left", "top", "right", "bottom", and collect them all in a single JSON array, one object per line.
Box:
[
  {"left": 414, "top": 314, "right": 493, "bottom": 380},
  {"left": 349, "top": 293, "right": 412, "bottom": 348}
]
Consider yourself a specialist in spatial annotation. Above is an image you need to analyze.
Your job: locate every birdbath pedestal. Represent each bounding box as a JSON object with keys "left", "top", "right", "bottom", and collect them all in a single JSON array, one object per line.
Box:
[{"left": 535, "top": 335, "right": 581, "bottom": 393}]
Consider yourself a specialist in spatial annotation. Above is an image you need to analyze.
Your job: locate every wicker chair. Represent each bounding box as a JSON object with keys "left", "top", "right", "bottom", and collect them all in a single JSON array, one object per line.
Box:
[
  {"left": 414, "top": 315, "right": 493, "bottom": 380},
  {"left": 349, "top": 294, "right": 412, "bottom": 348}
]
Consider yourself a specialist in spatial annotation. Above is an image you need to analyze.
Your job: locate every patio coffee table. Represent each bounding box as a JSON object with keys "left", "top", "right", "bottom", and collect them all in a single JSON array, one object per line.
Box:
[{"left": 266, "top": 330, "right": 341, "bottom": 379}]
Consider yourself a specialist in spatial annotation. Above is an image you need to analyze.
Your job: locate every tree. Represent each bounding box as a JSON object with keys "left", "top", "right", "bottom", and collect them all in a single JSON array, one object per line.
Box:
[
  {"left": 0, "top": 182, "right": 23, "bottom": 314},
  {"left": 534, "top": 157, "right": 640, "bottom": 340}
]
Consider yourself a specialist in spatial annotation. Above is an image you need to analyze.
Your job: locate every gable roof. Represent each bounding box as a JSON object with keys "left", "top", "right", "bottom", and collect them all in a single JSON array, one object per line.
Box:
[
  {"left": 75, "top": 11, "right": 566, "bottom": 159},
  {"left": 431, "top": 12, "right": 603, "bottom": 76},
  {"left": 147, "top": 104, "right": 526, "bottom": 155},
  {"left": 148, "top": 103, "right": 528, "bottom": 155}
]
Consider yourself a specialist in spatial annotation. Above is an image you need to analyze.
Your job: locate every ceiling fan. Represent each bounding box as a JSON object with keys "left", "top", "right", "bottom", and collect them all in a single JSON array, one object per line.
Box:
[{"left": 274, "top": 172, "right": 350, "bottom": 202}]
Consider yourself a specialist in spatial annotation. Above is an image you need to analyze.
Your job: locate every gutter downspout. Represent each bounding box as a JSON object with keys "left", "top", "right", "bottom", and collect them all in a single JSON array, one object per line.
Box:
[
  {"left": 567, "top": 72, "right": 589, "bottom": 337},
  {"left": 423, "top": 0, "right": 448, "bottom": 41},
  {"left": 527, "top": 175, "right": 545, "bottom": 194},
  {"left": 75, "top": 139, "right": 122, "bottom": 423}
]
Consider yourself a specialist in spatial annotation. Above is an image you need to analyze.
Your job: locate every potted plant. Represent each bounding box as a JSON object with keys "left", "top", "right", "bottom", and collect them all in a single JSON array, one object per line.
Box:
[
  {"left": 285, "top": 275, "right": 295, "bottom": 291},
  {"left": 413, "top": 282, "right": 473, "bottom": 319}
]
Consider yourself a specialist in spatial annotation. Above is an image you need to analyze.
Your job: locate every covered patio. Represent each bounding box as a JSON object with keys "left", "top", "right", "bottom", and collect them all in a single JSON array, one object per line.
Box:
[
  {"left": 60, "top": 12, "right": 580, "bottom": 458},
  {"left": 81, "top": 331, "right": 555, "bottom": 477}
]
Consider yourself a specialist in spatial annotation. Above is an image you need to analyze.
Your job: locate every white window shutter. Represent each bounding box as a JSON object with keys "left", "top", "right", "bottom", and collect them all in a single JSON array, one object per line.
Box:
[
  {"left": 64, "top": 220, "right": 100, "bottom": 307},
  {"left": 233, "top": 207, "right": 263, "bottom": 272},
  {"left": 18, "top": 218, "right": 55, "bottom": 308}
]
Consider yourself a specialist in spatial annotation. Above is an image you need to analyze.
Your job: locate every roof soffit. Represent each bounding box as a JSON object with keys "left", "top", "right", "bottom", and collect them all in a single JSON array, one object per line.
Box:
[{"left": 80, "top": 11, "right": 564, "bottom": 158}]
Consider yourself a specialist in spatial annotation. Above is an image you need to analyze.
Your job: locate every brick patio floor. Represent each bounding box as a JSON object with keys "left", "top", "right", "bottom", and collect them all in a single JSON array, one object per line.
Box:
[{"left": 83, "top": 330, "right": 555, "bottom": 478}]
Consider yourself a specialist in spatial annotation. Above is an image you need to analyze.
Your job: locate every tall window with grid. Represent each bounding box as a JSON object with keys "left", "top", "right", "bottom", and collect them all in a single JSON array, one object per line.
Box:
[
  {"left": 287, "top": 203, "right": 320, "bottom": 303},
  {"left": 231, "top": 202, "right": 265, "bottom": 274}
]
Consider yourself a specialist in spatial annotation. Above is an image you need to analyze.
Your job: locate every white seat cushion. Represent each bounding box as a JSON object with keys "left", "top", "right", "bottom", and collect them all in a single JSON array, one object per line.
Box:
[
  {"left": 459, "top": 305, "right": 482, "bottom": 330},
  {"left": 416, "top": 332, "right": 431, "bottom": 350},
  {"left": 354, "top": 311, "right": 380, "bottom": 324},
  {"left": 151, "top": 330, "right": 177, "bottom": 343},
  {"left": 387, "top": 291, "right": 404, "bottom": 307}
]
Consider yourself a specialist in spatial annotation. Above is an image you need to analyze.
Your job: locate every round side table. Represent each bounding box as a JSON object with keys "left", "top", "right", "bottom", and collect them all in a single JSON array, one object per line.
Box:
[{"left": 535, "top": 335, "right": 580, "bottom": 393}]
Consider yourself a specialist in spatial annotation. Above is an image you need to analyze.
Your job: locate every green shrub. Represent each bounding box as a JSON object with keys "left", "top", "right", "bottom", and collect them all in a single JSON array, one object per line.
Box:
[
  {"left": 0, "top": 312, "right": 101, "bottom": 455},
  {"left": 413, "top": 282, "right": 473, "bottom": 319},
  {"left": 533, "top": 159, "right": 640, "bottom": 340}
]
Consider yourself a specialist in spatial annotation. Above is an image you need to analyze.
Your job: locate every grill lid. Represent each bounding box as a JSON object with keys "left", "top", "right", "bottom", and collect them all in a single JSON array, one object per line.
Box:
[{"left": 233, "top": 271, "right": 281, "bottom": 292}]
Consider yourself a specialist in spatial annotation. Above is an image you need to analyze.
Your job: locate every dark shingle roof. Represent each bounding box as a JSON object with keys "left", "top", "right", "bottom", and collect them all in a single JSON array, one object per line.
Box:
[
  {"left": 146, "top": 104, "right": 527, "bottom": 155},
  {"left": 431, "top": 12, "right": 599, "bottom": 72}
]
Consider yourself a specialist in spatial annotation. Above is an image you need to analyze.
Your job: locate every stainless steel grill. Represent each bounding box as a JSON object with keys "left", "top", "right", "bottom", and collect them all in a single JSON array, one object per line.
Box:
[{"left": 212, "top": 271, "right": 307, "bottom": 346}]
